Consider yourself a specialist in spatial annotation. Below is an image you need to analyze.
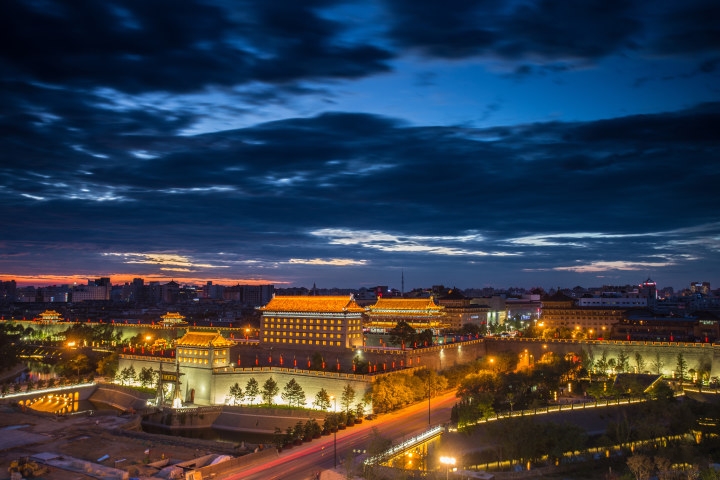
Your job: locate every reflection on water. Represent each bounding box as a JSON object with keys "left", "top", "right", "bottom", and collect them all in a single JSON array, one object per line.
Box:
[{"left": 24, "top": 391, "right": 111, "bottom": 415}]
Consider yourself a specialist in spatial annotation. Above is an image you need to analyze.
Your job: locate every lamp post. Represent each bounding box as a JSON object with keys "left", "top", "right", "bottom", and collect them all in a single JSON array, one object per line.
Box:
[
  {"left": 440, "top": 456, "right": 456, "bottom": 480},
  {"left": 331, "top": 395, "right": 337, "bottom": 468}
]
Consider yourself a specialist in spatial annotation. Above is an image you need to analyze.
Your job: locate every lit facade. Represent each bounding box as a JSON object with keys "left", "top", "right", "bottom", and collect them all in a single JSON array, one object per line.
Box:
[
  {"left": 364, "top": 297, "right": 448, "bottom": 333},
  {"left": 540, "top": 292, "right": 627, "bottom": 337},
  {"left": 35, "top": 310, "right": 63, "bottom": 323},
  {"left": 259, "top": 295, "right": 365, "bottom": 350},
  {"left": 160, "top": 312, "right": 188, "bottom": 327},
  {"left": 176, "top": 331, "right": 235, "bottom": 367}
]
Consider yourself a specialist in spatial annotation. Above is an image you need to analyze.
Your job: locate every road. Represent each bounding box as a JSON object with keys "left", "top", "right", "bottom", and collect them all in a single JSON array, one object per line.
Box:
[{"left": 225, "top": 390, "right": 459, "bottom": 480}]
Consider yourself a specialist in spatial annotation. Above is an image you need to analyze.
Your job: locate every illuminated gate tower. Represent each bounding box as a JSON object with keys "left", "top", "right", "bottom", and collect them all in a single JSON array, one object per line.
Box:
[
  {"left": 34, "top": 310, "right": 63, "bottom": 324},
  {"left": 259, "top": 295, "right": 365, "bottom": 351},
  {"left": 160, "top": 312, "right": 188, "bottom": 327},
  {"left": 365, "top": 297, "right": 448, "bottom": 341},
  {"left": 175, "top": 331, "right": 235, "bottom": 404}
]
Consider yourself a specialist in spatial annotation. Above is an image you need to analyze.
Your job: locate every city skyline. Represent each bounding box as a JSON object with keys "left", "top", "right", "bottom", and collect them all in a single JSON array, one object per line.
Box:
[{"left": 1, "top": 0, "right": 719, "bottom": 291}]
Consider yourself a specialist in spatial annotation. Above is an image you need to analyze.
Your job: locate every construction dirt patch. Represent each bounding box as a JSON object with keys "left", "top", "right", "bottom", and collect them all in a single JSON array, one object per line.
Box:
[{"left": 0, "top": 405, "right": 259, "bottom": 480}]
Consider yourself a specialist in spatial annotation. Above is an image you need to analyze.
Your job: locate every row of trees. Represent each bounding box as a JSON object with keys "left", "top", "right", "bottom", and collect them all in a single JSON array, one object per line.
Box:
[
  {"left": 371, "top": 368, "right": 448, "bottom": 413},
  {"left": 227, "top": 378, "right": 366, "bottom": 413}
]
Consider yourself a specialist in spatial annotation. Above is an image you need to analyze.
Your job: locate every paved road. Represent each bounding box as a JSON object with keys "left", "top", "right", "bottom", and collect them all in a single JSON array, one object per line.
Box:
[{"left": 224, "top": 390, "right": 459, "bottom": 480}]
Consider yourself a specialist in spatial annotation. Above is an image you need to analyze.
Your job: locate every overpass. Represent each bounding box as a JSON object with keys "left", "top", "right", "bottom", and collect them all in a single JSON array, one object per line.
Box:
[{"left": 363, "top": 425, "right": 445, "bottom": 467}]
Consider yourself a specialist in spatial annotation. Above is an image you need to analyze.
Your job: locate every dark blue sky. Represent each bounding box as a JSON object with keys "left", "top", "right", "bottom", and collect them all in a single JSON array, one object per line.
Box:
[{"left": 1, "top": 0, "right": 719, "bottom": 291}]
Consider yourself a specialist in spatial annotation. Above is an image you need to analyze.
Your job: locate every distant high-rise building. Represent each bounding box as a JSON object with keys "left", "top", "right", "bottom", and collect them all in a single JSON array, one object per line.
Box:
[
  {"left": 0, "top": 280, "right": 16, "bottom": 302},
  {"left": 690, "top": 281, "right": 711, "bottom": 295},
  {"left": 70, "top": 278, "right": 110, "bottom": 301},
  {"left": 222, "top": 284, "right": 274, "bottom": 306},
  {"left": 639, "top": 277, "right": 657, "bottom": 302}
]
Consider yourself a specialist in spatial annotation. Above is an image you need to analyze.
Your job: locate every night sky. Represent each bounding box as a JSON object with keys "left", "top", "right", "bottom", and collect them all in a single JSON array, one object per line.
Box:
[{"left": 1, "top": 0, "right": 719, "bottom": 291}]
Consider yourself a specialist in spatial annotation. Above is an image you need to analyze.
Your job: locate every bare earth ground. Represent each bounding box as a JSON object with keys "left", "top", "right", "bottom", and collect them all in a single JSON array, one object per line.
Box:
[{"left": 0, "top": 405, "right": 251, "bottom": 480}]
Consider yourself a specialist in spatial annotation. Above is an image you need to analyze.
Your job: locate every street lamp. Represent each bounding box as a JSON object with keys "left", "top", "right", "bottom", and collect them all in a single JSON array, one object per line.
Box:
[
  {"left": 439, "top": 456, "right": 456, "bottom": 480},
  {"left": 330, "top": 395, "right": 337, "bottom": 468}
]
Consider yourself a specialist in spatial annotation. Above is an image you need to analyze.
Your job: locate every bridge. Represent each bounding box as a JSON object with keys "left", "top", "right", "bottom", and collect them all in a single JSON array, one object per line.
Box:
[
  {"left": 0, "top": 382, "right": 96, "bottom": 414},
  {"left": 364, "top": 425, "right": 445, "bottom": 467}
]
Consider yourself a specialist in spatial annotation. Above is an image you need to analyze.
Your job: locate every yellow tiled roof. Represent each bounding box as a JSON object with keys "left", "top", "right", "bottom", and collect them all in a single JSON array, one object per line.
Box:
[
  {"left": 176, "top": 331, "right": 235, "bottom": 347},
  {"left": 260, "top": 295, "right": 365, "bottom": 313},
  {"left": 368, "top": 297, "right": 444, "bottom": 312}
]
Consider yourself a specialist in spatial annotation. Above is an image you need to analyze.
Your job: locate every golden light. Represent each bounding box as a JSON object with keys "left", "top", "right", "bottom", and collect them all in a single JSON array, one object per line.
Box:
[
  {"left": 439, "top": 456, "right": 456, "bottom": 466},
  {"left": 146, "top": 335, "right": 152, "bottom": 342},
  {"left": 67, "top": 341, "right": 76, "bottom": 348}
]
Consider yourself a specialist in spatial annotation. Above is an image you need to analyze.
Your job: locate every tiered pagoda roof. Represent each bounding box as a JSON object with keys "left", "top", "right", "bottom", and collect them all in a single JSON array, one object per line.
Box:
[
  {"left": 160, "top": 312, "right": 188, "bottom": 326},
  {"left": 176, "top": 331, "right": 235, "bottom": 348},
  {"left": 35, "top": 310, "right": 63, "bottom": 323},
  {"left": 260, "top": 295, "right": 365, "bottom": 313},
  {"left": 366, "top": 297, "right": 445, "bottom": 316}
]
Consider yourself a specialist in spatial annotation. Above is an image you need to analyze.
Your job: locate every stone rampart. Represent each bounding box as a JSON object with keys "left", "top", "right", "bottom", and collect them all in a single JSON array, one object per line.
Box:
[
  {"left": 211, "top": 367, "right": 373, "bottom": 412},
  {"left": 485, "top": 338, "right": 720, "bottom": 376},
  {"left": 90, "top": 383, "right": 153, "bottom": 411},
  {"left": 214, "top": 404, "right": 331, "bottom": 435}
]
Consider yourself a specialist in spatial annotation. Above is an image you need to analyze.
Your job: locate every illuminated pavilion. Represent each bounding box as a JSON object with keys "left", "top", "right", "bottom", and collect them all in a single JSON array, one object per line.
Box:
[
  {"left": 34, "top": 310, "right": 63, "bottom": 324},
  {"left": 364, "top": 297, "right": 448, "bottom": 334},
  {"left": 160, "top": 312, "right": 188, "bottom": 327}
]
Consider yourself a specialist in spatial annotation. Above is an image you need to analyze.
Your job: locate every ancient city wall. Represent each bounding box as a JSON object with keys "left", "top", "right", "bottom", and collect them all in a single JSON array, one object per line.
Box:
[{"left": 485, "top": 337, "right": 720, "bottom": 376}]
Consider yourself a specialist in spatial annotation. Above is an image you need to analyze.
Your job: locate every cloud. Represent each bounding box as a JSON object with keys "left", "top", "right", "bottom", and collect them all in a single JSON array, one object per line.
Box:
[
  {"left": 384, "top": 0, "right": 640, "bottom": 61},
  {"left": 553, "top": 260, "right": 677, "bottom": 273},
  {"left": 102, "top": 252, "right": 228, "bottom": 269},
  {"left": 286, "top": 258, "right": 368, "bottom": 266},
  {"left": 310, "top": 228, "right": 515, "bottom": 257},
  {"left": 0, "top": 0, "right": 393, "bottom": 94}
]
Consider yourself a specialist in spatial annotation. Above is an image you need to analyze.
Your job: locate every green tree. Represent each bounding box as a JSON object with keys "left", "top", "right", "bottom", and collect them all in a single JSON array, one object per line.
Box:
[
  {"left": 117, "top": 366, "right": 136, "bottom": 385},
  {"left": 627, "top": 454, "right": 654, "bottom": 480},
  {"left": 229, "top": 382, "right": 243, "bottom": 405},
  {"left": 313, "top": 388, "right": 331, "bottom": 411},
  {"left": 417, "top": 329, "right": 434, "bottom": 347},
  {"left": 617, "top": 350, "right": 630, "bottom": 373},
  {"left": 387, "top": 321, "right": 416, "bottom": 349},
  {"left": 262, "top": 377, "right": 279, "bottom": 406},
  {"left": 460, "top": 323, "right": 482, "bottom": 337},
  {"left": 415, "top": 368, "right": 449, "bottom": 403},
  {"left": 675, "top": 353, "right": 688, "bottom": 380},
  {"left": 651, "top": 352, "right": 665, "bottom": 375},
  {"left": 595, "top": 350, "right": 609, "bottom": 374},
  {"left": 634, "top": 352, "right": 647, "bottom": 373},
  {"left": 138, "top": 367, "right": 156, "bottom": 388},
  {"left": 341, "top": 383, "right": 356, "bottom": 414},
  {"left": 371, "top": 374, "right": 416, "bottom": 413},
  {"left": 96, "top": 352, "right": 119, "bottom": 378},
  {"left": 281, "top": 378, "right": 306, "bottom": 407},
  {"left": 272, "top": 427, "right": 285, "bottom": 450},
  {"left": 245, "top": 377, "right": 260, "bottom": 405},
  {"left": 0, "top": 332, "right": 20, "bottom": 371},
  {"left": 69, "top": 353, "right": 90, "bottom": 379}
]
